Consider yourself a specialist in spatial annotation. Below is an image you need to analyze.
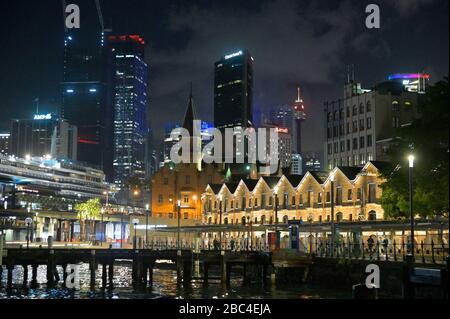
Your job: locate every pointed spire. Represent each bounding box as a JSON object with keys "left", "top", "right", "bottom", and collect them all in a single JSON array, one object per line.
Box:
[{"left": 182, "top": 83, "right": 197, "bottom": 135}]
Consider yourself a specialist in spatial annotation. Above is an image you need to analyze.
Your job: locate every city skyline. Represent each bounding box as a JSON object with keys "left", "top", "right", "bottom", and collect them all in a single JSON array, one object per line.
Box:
[{"left": 0, "top": 0, "right": 448, "bottom": 156}]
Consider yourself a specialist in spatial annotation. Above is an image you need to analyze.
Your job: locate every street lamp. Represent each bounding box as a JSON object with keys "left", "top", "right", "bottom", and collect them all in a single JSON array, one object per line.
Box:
[
  {"left": 100, "top": 207, "right": 105, "bottom": 244},
  {"left": 330, "top": 172, "right": 336, "bottom": 257},
  {"left": 25, "top": 217, "right": 33, "bottom": 249},
  {"left": 177, "top": 199, "right": 181, "bottom": 251},
  {"left": 218, "top": 194, "right": 223, "bottom": 250},
  {"left": 145, "top": 204, "right": 150, "bottom": 248},
  {"left": 120, "top": 207, "right": 124, "bottom": 248},
  {"left": 273, "top": 186, "right": 280, "bottom": 249},
  {"left": 408, "top": 154, "right": 415, "bottom": 259},
  {"left": 132, "top": 218, "right": 140, "bottom": 249}
]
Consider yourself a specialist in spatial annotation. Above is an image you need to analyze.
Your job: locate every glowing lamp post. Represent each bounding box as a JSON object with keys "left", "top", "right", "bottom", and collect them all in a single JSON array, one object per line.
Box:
[
  {"left": 408, "top": 154, "right": 415, "bottom": 259},
  {"left": 177, "top": 200, "right": 181, "bottom": 251},
  {"left": 273, "top": 186, "right": 280, "bottom": 249},
  {"left": 145, "top": 204, "right": 150, "bottom": 248},
  {"left": 132, "top": 218, "right": 140, "bottom": 249},
  {"left": 330, "top": 172, "right": 336, "bottom": 257}
]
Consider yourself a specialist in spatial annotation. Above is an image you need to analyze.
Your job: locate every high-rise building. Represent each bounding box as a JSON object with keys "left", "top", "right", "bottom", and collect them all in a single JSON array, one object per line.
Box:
[
  {"left": 107, "top": 35, "right": 149, "bottom": 189},
  {"left": 291, "top": 153, "right": 302, "bottom": 175},
  {"left": 292, "top": 87, "right": 307, "bottom": 155},
  {"left": 270, "top": 105, "right": 294, "bottom": 133},
  {"left": 324, "top": 75, "right": 424, "bottom": 170},
  {"left": 261, "top": 124, "right": 292, "bottom": 169},
  {"left": 9, "top": 113, "right": 77, "bottom": 160},
  {"left": 0, "top": 133, "right": 9, "bottom": 156},
  {"left": 303, "top": 151, "right": 322, "bottom": 172},
  {"left": 61, "top": 1, "right": 107, "bottom": 168},
  {"left": 214, "top": 50, "right": 254, "bottom": 130}
]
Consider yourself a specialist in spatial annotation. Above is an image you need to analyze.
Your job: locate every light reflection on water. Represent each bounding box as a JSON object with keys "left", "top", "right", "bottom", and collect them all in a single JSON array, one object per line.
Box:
[{"left": 0, "top": 263, "right": 350, "bottom": 299}]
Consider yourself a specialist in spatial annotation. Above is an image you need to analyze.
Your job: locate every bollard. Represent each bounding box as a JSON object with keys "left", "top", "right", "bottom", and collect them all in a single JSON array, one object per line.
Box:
[{"left": 352, "top": 283, "right": 378, "bottom": 299}]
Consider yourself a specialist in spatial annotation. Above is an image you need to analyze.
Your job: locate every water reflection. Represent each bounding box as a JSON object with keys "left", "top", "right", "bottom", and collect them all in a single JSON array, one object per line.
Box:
[{"left": 0, "top": 263, "right": 350, "bottom": 299}]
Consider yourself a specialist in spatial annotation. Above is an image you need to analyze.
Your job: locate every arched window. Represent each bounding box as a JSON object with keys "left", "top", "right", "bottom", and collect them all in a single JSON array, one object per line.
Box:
[
  {"left": 283, "top": 215, "right": 289, "bottom": 224},
  {"left": 208, "top": 217, "right": 212, "bottom": 224},
  {"left": 224, "top": 217, "right": 228, "bottom": 225},
  {"left": 261, "top": 215, "right": 266, "bottom": 225},
  {"left": 366, "top": 101, "right": 372, "bottom": 112},
  {"left": 336, "top": 212, "right": 343, "bottom": 222},
  {"left": 241, "top": 216, "right": 246, "bottom": 226},
  {"left": 368, "top": 210, "right": 377, "bottom": 221}
]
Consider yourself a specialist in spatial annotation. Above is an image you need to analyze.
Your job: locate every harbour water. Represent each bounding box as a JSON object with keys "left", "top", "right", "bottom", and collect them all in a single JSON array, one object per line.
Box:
[{"left": 0, "top": 263, "right": 351, "bottom": 299}]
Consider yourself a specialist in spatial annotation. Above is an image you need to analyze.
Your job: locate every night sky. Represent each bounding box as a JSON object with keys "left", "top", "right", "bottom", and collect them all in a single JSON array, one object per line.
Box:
[{"left": 0, "top": 0, "right": 448, "bottom": 155}]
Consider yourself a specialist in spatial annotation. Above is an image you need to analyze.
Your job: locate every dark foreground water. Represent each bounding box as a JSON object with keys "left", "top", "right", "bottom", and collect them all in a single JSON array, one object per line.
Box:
[{"left": 0, "top": 263, "right": 351, "bottom": 299}]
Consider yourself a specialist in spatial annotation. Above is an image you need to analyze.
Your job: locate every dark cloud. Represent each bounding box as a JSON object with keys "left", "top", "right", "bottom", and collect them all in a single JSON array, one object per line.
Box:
[{"left": 0, "top": 0, "right": 448, "bottom": 157}]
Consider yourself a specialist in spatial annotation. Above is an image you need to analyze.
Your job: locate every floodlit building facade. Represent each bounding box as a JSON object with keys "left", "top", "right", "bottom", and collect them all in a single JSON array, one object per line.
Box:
[{"left": 202, "top": 161, "right": 385, "bottom": 229}]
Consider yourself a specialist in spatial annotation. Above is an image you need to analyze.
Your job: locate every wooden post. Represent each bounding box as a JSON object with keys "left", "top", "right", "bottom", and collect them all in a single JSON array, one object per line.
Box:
[
  {"left": 242, "top": 263, "right": 248, "bottom": 285},
  {"left": 31, "top": 264, "right": 38, "bottom": 288},
  {"left": 6, "top": 264, "right": 13, "bottom": 289},
  {"left": 132, "top": 252, "right": 143, "bottom": 288},
  {"left": 220, "top": 252, "right": 227, "bottom": 285},
  {"left": 108, "top": 260, "right": 114, "bottom": 288},
  {"left": 47, "top": 250, "right": 55, "bottom": 287},
  {"left": 203, "top": 263, "right": 209, "bottom": 284},
  {"left": 62, "top": 264, "right": 68, "bottom": 287},
  {"left": 143, "top": 264, "right": 148, "bottom": 288},
  {"left": 183, "top": 261, "right": 192, "bottom": 284},
  {"left": 149, "top": 263, "right": 154, "bottom": 287},
  {"left": 22, "top": 264, "right": 28, "bottom": 287},
  {"left": 89, "top": 250, "right": 96, "bottom": 291},
  {"left": 176, "top": 252, "right": 183, "bottom": 285},
  {"left": 102, "top": 263, "right": 107, "bottom": 289}
]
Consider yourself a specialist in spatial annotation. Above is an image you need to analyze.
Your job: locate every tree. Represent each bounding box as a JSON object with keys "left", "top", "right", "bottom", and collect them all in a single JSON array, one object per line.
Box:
[
  {"left": 379, "top": 78, "right": 449, "bottom": 219},
  {"left": 75, "top": 198, "right": 102, "bottom": 241}
]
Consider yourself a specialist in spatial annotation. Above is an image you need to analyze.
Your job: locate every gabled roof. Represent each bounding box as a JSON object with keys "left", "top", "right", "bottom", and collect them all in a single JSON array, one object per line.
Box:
[
  {"left": 241, "top": 179, "right": 259, "bottom": 192},
  {"left": 337, "top": 166, "right": 363, "bottom": 181},
  {"left": 224, "top": 182, "right": 239, "bottom": 194},
  {"left": 261, "top": 176, "right": 280, "bottom": 188},
  {"left": 285, "top": 175, "right": 304, "bottom": 188},
  {"left": 208, "top": 184, "right": 223, "bottom": 194},
  {"left": 366, "top": 161, "right": 389, "bottom": 171},
  {"left": 308, "top": 171, "right": 329, "bottom": 184}
]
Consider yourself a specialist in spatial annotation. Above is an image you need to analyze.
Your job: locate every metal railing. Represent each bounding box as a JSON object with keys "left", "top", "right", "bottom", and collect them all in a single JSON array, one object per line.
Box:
[
  {"left": 313, "top": 239, "right": 449, "bottom": 264},
  {"left": 142, "top": 239, "right": 270, "bottom": 252}
]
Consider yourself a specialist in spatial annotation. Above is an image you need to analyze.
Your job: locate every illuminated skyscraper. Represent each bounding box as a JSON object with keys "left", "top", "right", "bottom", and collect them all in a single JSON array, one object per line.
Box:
[
  {"left": 108, "top": 35, "right": 149, "bottom": 189},
  {"left": 61, "top": 0, "right": 107, "bottom": 167},
  {"left": 214, "top": 50, "right": 254, "bottom": 130}
]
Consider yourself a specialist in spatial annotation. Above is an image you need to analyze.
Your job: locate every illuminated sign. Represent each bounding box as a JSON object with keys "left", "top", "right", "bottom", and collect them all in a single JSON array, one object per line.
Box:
[
  {"left": 33, "top": 113, "right": 52, "bottom": 120},
  {"left": 388, "top": 73, "right": 430, "bottom": 80},
  {"left": 224, "top": 50, "right": 243, "bottom": 60}
]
